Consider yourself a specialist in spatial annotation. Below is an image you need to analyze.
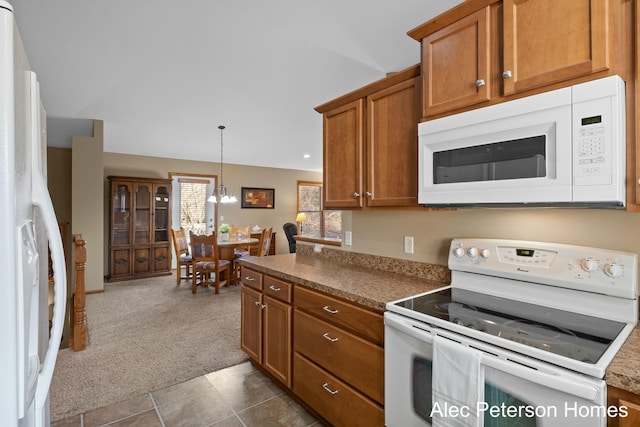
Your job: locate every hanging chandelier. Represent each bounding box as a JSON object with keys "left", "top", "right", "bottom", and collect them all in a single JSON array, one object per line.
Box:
[{"left": 208, "top": 125, "right": 237, "bottom": 204}]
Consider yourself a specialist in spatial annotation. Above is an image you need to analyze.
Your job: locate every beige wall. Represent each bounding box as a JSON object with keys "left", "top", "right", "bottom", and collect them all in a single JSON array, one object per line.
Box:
[
  {"left": 344, "top": 208, "right": 640, "bottom": 272},
  {"left": 72, "top": 120, "right": 105, "bottom": 292},
  {"left": 103, "top": 152, "right": 323, "bottom": 275}
]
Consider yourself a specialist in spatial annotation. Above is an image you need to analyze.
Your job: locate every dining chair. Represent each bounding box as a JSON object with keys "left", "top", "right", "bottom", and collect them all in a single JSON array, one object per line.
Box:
[
  {"left": 230, "top": 225, "right": 252, "bottom": 256},
  {"left": 171, "top": 228, "right": 192, "bottom": 285},
  {"left": 233, "top": 227, "right": 273, "bottom": 282},
  {"left": 189, "top": 231, "right": 231, "bottom": 294},
  {"left": 257, "top": 227, "right": 273, "bottom": 257}
]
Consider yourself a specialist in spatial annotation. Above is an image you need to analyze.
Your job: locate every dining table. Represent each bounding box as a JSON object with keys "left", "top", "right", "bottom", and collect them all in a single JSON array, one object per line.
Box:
[{"left": 217, "top": 237, "right": 259, "bottom": 261}]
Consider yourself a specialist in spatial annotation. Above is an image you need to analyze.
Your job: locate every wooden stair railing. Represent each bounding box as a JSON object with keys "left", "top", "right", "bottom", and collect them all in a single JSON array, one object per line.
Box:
[{"left": 70, "top": 234, "right": 88, "bottom": 351}]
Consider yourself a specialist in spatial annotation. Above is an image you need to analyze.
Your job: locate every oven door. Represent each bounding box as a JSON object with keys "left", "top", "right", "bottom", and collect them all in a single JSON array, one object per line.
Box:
[{"left": 384, "top": 312, "right": 607, "bottom": 427}]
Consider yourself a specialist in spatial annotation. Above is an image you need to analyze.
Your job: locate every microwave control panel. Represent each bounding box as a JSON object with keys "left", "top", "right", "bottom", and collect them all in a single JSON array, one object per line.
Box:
[{"left": 571, "top": 75, "right": 625, "bottom": 203}]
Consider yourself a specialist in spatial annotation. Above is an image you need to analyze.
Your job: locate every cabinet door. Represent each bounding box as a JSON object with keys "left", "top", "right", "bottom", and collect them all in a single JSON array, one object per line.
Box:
[
  {"left": 367, "top": 77, "right": 418, "bottom": 207},
  {"left": 111, "top": 182, "right": 132, "bottom": 247},
  {"left": 133, "top": 248, "right": 151, "bottom": 274},
  {"left": 502, "top": 0, "right": 609, "bottom": 95},
  {"left": 153, "top": 246, "right": 169, "bottom": 273},
  {"left": 263, "top": 295, "right": 292, "bottom": 387},
  {"left": 133, "top": 183, "right": 152, "bottom": 245},
  {"left": 421, "top": 7, "right": 491, "bottom": 117},
  {"left": 323, "top": 99, "right": 364, "bottom": 208},
  {"left": 153, "top": 183, "right": 170, "bottom": 244},
  {"left": 241, "top": 286, "right": 263, "bottom": 363},
  {"left": 111, "top": 248, "right": 131, "bottom": 278}
]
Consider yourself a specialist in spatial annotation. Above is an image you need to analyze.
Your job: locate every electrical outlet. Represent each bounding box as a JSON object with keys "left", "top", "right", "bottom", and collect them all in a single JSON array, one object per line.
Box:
[
  {"left": 220, "top": 215, "right": 224, "bottom": 222},
  {"left": 314, "top": 243, "right": 322, "bottom": 253},
  {"left": 345, "top": 231, "right": 352, "bottom": 246},
  {"left": 404, "top": 236, "right": 414, "bottom": 254}
]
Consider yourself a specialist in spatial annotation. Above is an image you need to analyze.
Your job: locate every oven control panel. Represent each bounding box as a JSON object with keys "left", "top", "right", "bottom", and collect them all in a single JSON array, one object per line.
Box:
[{"left": 449, "top": 238, "right": 638, "bottom": 299}]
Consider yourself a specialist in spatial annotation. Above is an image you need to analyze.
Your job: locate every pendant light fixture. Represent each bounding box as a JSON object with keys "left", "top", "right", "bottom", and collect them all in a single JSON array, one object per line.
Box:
[{"left": 208, "top": 125, "right": 237, "bottom": 203}]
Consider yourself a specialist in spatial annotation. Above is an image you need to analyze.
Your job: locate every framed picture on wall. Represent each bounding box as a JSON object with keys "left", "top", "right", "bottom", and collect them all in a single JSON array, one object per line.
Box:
[{"left": 241, "top": 187, "right": 275, "bottom": 209}]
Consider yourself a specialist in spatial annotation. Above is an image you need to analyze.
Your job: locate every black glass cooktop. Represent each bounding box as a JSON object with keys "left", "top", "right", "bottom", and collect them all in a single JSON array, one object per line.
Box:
[{"left": 393, "top": 288, "right": 626, "bottom": 364}]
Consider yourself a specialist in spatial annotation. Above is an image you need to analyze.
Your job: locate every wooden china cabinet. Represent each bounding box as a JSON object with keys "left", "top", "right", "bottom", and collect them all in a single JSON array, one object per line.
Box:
[{"left": 108, "top": 176, "right": 172, "bottom": 282}]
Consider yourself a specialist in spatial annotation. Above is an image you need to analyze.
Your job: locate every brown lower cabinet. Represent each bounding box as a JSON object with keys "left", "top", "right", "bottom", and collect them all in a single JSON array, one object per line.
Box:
[
  {"left": 608, "top": 385, "right": 640, "bottom": 426},
  {"left": 239, "top": 267, "right": 385, "bottom": 426},
  {"left": 292, "top": 286, "right": 384, "bottom": 426},
  {"left": 240, "top": 268, "right": 292, "bottom": 388}
]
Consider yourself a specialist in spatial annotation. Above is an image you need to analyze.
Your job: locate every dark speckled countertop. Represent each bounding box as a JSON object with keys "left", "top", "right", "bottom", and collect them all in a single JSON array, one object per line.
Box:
[
  {"left": 238, "top": 253, "right": 446, "bottom": 312},
  {"left": 606, "top": 326, "right": 640, "bottom": 395},
  {"left": 239, "top": 248, "right": 640, "bottom": 397}
]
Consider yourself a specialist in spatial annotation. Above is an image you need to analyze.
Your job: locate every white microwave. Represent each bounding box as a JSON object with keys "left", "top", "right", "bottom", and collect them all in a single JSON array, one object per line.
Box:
[{"left": 418, "top": 75, "right": 626, "bottom": 207}]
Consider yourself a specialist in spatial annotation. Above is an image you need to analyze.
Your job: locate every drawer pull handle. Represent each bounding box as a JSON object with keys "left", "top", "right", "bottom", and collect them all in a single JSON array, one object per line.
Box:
[
  {"left": 254, "top": 301, "right": 261, "bottom": 306},
  {"left": 269, "top": 285, "right": 281, "bottom": 292},
  {"left": 322, "top": 305, "right": 339, "bottom": 314},
  {"left": 322, "top": 383, "right": 339, "bottom": 395},
  {"left": 322, "top": 333, "right": 338, "bottom": 342},
  {"left": 244, "top": 276, "right": 255, "bottom": 281}
]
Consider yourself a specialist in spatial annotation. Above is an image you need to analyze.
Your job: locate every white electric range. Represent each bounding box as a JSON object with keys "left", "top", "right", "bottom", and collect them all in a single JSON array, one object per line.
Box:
[{"left": 385, "top": 238, "right": 638, "bottom": 427}]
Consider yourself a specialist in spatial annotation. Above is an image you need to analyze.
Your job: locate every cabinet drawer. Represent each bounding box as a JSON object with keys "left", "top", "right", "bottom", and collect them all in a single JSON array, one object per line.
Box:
[
  {"left": 294, "top": 309, "right": 383, "bottom": 404},
  {"left": 293, "top": 353, "right": 384, "bottom": 427},
  {"left": 294, "top": 286, "right": 383, "bottom": 344},
  {"left": 240, "top": 267, "right": 263, "bottom": 291},
  {"left": 264, "top": 276, "right": 292, "bottom": 303}
]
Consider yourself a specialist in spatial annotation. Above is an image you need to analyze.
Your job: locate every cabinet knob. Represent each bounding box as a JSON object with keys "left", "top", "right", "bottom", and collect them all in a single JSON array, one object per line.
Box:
[
  {"left": 476, "top": 79, "right": 485, "bottom": 87},
  {"left": 502, "top": 70, "right": 513, "bottom": 79},
  {"left": 365, "top": 191, "right": 372, "bottom": 198},
  {"left": 352, "top": 192, "right": 360, "bottom": 198}
]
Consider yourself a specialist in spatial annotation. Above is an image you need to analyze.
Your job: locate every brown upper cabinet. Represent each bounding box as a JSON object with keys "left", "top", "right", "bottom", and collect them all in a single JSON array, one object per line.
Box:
[
  {"left": 409, "top": 0, "right": 626, "bottom": 120},
  {"left": 315, "top": 65, "right": 420, "bottom": 209}
]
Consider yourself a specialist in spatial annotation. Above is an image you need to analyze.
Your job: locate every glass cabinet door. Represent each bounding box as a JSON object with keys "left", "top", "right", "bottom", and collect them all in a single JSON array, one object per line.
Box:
[
  {"left": 112, "top": 183, "right": 132, "bottom": 246},
  {"left": 154, "top": 184, "right": 170, "bottom": 243},
  {"left": 134, "top": 184, "right": 151, "bottom": 245}
]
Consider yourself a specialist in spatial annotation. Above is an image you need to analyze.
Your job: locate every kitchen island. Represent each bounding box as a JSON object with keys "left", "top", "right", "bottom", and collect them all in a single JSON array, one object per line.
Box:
[{"left": 237, "top": 248, "right": 447, "bottom": 427}]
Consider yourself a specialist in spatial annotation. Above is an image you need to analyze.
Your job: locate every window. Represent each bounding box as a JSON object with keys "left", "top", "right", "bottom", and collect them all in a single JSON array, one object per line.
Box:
[{"left": 297, "top": 181, "right": 342, "bottom": 240}]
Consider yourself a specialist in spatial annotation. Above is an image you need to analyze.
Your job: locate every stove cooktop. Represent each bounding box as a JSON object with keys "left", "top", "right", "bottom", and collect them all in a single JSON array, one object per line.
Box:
[{"left": 392, "top": 287, "right": 627, "bottom": 365}]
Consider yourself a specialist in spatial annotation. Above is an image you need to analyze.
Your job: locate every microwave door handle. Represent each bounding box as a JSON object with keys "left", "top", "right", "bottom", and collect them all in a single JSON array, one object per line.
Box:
[
  {"left": 385, "top": 313, "right": 435, "bottom": 344},
  {"left": 480, "top": 355, "right": 600, "bottom": 402}
]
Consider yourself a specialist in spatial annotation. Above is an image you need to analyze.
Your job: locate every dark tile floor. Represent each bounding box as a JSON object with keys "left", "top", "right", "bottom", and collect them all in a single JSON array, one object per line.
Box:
[{"left": 51, "top": 361, "right": 319, "bottom": 427}]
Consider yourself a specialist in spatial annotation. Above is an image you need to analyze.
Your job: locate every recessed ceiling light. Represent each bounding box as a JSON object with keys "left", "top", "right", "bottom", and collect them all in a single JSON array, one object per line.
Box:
[{"left": 303, "top": 154, "right": 311, "bottom": 159}]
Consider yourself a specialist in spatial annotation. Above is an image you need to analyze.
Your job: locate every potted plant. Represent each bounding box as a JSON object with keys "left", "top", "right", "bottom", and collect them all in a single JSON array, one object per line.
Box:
[{"left": 219, "top": 223, "right": 230, "bottom": 242}]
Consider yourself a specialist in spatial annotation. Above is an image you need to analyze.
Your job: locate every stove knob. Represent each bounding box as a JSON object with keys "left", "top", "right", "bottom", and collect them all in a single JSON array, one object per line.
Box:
[
  {"left": 480, "top": 248, "right": 491, "bottom": 258},
  {"left": 580, "top": 258, "right": 599, "bottom": 272},
  {"left": 453, "top": 247, "right": 465, "bottom": 258},
  {"left": 604, "top": 263, "right": 624, "bottom": 278},
  {"left": 467, "top": 247, "right": 479, "bottom": 258}
]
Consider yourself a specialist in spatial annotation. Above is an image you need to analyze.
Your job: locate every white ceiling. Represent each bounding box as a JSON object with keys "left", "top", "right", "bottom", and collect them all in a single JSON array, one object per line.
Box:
[{"left": 12, "top": 0, "right": 463, "bottom": 171}]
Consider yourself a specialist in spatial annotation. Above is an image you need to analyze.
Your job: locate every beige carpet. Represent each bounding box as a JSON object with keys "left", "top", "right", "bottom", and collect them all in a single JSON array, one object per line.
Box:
[{"left": 50, "top": 274, "right": 248, "bottom": 422}]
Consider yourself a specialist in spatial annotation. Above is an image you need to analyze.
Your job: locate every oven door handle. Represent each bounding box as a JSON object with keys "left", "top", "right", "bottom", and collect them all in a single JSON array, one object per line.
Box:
[
  {"left": 481, "top": 355, "right": 601, "bottom": 402},
  {"left": 385, "top": 313, "right": 435, "bottom": 343}
]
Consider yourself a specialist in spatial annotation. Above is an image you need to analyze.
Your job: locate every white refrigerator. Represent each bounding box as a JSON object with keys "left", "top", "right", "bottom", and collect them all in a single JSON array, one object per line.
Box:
[{"left": 0, "top": 1, "right": 67, "bottom": 425}]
